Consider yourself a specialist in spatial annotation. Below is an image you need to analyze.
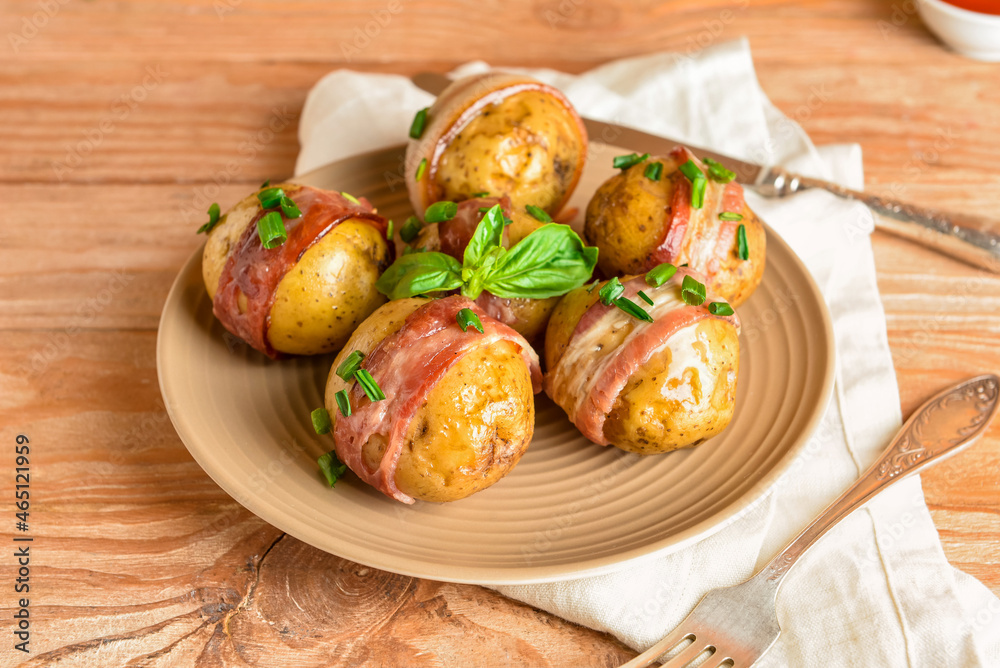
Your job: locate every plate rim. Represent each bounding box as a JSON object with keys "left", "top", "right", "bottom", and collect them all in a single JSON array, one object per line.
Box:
[{"left": 157, "top": 148, "right": 836, "bottom": 585}]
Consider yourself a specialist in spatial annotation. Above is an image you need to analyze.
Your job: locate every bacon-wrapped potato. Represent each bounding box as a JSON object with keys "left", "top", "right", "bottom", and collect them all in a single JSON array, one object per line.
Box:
[
  {"left": 201, "top": 184, "right": 393, "bottom": 357},
  {"left": 584, "top": 147, "right": 766, "bottom": 306},
  {"left": 325, "top": 295, "right": 541, "bottom": 503},
  {"left": 405, "top": 72, "right": 588, "bottom": 218},
  {"left": 545, "top": 269, "right": 739, "bottom": 454}
]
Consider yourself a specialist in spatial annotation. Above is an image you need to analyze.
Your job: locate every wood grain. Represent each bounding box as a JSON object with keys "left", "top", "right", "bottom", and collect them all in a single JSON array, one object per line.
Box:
[{"left": 1, "top": 0, "right": 999, "bottom": 665}]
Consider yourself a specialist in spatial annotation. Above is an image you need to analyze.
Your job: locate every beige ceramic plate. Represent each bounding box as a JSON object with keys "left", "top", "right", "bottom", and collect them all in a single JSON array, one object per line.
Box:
[{"left": 158, "top": 143, "right": 835, "bottom": 585}]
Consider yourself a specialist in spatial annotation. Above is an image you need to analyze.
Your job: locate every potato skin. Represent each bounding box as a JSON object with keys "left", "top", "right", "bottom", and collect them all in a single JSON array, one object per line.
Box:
[
  {"left": 202, "top": 184, "right": 392, "bottom": 356},
  {"left": 325, "top": 298, "right": 535, "bottom": 502},
  {"left": 603, "top": 318, "right": 739, "bottom": 454},
  {"left": 584, "top": 157, "right": 766, "bottom": 307},
  {"left": 545, "top": 278, "right": 739, "bottom": 454},
  {"left": 268, "top": 221, "right": 390, "bottom": 355},
  {"left": 544, "top": 284, "right": 602, "bottom": 371}
]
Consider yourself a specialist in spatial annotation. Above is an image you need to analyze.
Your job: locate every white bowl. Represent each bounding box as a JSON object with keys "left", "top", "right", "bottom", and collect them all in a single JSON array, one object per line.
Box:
[{"left": 918, "top": 0, "right": 1000, "bottom": 62}]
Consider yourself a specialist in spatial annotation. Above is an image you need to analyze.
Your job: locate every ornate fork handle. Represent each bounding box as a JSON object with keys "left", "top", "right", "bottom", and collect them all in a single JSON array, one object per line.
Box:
[
  {"left": 757, "top": 167, "right": 1000, "bottom": 273},
  {"left": 759, "top": 374, "right": 999, "bottom": 585}
]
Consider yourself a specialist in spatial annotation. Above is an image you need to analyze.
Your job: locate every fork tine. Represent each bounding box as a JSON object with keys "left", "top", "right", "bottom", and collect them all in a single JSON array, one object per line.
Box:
[
  {"left": 618, "top": 628, "right": 695, "bottom": 668},
  {"left": 660, "top": 638, "right": 714, "bottom": 668}
]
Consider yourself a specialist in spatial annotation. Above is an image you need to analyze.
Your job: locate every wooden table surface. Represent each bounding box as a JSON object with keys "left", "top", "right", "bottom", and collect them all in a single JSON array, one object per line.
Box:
[{"left": 2, "top": 0, "right": 999, "bottom": 665}]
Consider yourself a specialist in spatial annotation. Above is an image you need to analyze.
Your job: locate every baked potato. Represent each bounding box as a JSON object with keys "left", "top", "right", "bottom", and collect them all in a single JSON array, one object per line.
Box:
[
  {"left": 326, "top": 295, "right": 541, "bottom": 503},
  {"left": 406, "top": 72, "right": 587, "bottom": 219},
  {"left": 545, "top": 268, "right": 740, "bottom": 454},
  {"left": 584, "top": 147, "right": 766, "bottom": 306},
  {"left": 202, "top": 183, "right": 393, "bottom": 357}
]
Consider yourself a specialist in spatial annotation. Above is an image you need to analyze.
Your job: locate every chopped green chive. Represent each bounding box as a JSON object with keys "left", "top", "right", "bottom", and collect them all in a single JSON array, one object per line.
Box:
[
  {"left": 471, "top": 191, "right": 490, "bottom": 198},
  {"left": 197, "top": 202, "right": 222, "bottom": 234},
  {"left": 317, "top": 450, "right": 348, "bottom": 487},
  {"left": 311, "top": 407, "right": 332, "bottom": 435},
  {"left": 456, "top": 308, "right": 484, "bottom": 333},
  {"left": 614, "top": 297, "right": 654, "bottom": 322},
  {"left": 341, "top": 191, "right": 360, "bottom": 205},
  {"left": 703, "top": 157, "right": 736, "bottom": 183},
  {"left": 613, "top": 152, "right": 649, "bottom": 170},
  {"left": 257, "top": 211, "right": 287, "bottom": 249},
  {"left": 409, "top": 107, "right": 429, "bottom": 139},
  {"left": 525, "top": 205, "right": 553, "bottom": 223},
  {"left": 403, "top": 245, "right": 426, "bottom": 255},
  {"left": 690, "top": 175, "right": 706, "bottom": 209},
  {"left": 424, "top": 200, "right": 458, "bottom": 223},
  {"left": 681, "top": 275, "right": 707, "bottom": 306},
  {"left": 354, "top": 369, "right": 386, "bottom": 402},
  {"left": 737, "top": 224, "right": 749, "bottom": 261},
  {"left": 386, "top": 219, "right": 394, "bottom": 239},
  {"left": 678, "top": 159, "right": 707, "bottom": 209},
  {"left": 599, "top": 277, "right": 624, "bottom": 306},
  {"left": 638, "top": 290, "right": 654, "bottom": 306},
  {"left": 415, "top": 158, "right": 427, "bottom": 181},
  {"left": 279, "top": 196, "right": 302, "bottom": 219},
  {"left": 400, "top": 215, "right": 423, "bottom": 242},
  {"left": 678, "top": 159, "right": 704, "bottom": 183},
  {"left": 334, "top": 389, "right": 351, "bottom": 417},
  {"left": 645, "top": 262, "right": 678, "bottom": 287},
  {"left": 708, "top": 301, "right": 734, "bottom": 316},
  {"left": 336, "top": 350, "right": 365, "bottom": 382},
  {"left": 586, "top": 280, "right": 600, "bottom": 294},
  {"left": 502, "top": 215, "right": 513, "bottom": 227},
  {"left": 257, "top": 187, "right": 284, "bottom": 209},
  {"left": 719, "top": 211, "right": 743, "bottom": 221},
  {"left": 260, "top": 179, "right": 270, "bottom": 189},
  {"left": 644, "top": 162, "right": 663, "bottom": 181}
]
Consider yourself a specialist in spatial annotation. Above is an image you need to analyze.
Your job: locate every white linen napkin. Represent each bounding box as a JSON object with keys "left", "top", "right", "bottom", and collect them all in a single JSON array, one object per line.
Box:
[{"left": 295, "top": 39, "right": 1000, "bottom": 666}]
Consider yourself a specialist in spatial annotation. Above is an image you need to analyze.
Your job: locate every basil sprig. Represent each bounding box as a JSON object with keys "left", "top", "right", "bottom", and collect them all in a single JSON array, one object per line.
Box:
[{"left": 375, "top": 205, "right": 598, "bottom": 301}]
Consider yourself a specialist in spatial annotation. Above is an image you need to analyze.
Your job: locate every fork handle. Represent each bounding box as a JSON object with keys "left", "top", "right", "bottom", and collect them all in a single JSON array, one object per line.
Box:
[
  {"left": 757, "top": 167, "right": 1000, "bottom": 273},
  {"left": 758, "top": 375, "right": 999, "bottom": 587}
]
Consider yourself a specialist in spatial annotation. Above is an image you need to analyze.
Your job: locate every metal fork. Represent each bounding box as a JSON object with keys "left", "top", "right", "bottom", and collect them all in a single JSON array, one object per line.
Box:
[{"left": 621, "top": 374, "right": 1000, "bottom": 668}]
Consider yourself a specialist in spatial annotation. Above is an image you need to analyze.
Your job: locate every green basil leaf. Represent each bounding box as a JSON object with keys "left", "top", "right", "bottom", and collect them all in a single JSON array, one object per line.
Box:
[
  {"left": 484, "top": 224, "right": 598, "bottom": 299},
  {"left": 463, "top": 204, "right": 505, "bottom": 269},
  {"left": 375, "top": 252, "right": 463, "bottom": 300}
]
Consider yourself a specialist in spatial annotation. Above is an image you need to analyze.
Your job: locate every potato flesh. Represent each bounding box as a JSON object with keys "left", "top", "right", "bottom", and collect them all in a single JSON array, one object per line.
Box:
[
  {"left": 435, "top": 91, "right": 583, "bottom": 214},
  {"left": 325, "top": 298, "right": 535, "bottom": 503}
]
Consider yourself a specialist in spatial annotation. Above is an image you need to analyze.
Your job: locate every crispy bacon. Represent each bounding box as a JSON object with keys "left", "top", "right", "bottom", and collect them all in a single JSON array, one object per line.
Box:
[{"left": 333, "top": 295, "right": 541, "bottom": 503}]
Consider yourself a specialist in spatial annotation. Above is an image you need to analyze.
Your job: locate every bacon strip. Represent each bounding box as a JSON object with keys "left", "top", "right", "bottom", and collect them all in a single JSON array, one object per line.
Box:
[
  {"left": 437, "top": 195, "right": 512, "bottom": 259},
  {"left": 333, "top": 295, "right": 541, "bottom": 504},
  {"left": 650, "top": 147, "right": 746, "bottom": 271},
  {"left": 546, "top": 271, "right": 738, "bottom": 446},
  {"left": 213, "top": 186, "right": 388, "bottom": 358}
]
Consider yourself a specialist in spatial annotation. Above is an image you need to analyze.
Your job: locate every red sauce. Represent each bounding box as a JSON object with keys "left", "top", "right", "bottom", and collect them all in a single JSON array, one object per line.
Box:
[
  {"left": 213, "top": 186, "right": 388, "bottom": 358},
  {"left": 940, "top": 0, "right": 1000, "bottom": 15}
]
